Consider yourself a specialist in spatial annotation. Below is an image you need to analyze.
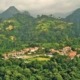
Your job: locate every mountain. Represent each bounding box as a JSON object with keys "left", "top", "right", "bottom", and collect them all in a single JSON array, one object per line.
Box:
[
  {"left": 65, "top": 8, "right": 80, "bottom": 38},
  {"left": 54, "top": 12, "right": 71, "bottom": 18},
  {"left": 0, "top": 6, "right": 20, "bottom": 19},
  {"left": 65, "top": 8, "right": 80, "bottom": 23}
]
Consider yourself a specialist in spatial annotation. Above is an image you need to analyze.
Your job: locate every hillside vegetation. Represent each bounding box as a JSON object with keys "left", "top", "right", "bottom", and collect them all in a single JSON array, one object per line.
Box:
[
  {"left": 0, "top": 6, "right": 80, "bottom": 80},
  {"left": 0, "top": 13, "right": 80, "bottom": 54}
]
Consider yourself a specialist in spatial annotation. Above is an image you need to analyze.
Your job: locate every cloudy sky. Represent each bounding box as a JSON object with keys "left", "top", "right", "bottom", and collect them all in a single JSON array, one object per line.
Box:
[{"left": 0, "top": 0, "right": 80, "bottom": 16}]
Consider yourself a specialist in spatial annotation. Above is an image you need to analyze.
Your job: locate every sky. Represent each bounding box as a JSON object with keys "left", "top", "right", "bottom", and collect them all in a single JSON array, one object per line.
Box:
[{"left": 0, "top": 0, "right": 80, "bottom": 16}]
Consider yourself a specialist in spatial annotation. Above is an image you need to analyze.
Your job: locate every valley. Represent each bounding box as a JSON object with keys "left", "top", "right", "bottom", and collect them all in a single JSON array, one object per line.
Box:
[{"left": 0, "top": 6, "right": 80, "bottom": 80}]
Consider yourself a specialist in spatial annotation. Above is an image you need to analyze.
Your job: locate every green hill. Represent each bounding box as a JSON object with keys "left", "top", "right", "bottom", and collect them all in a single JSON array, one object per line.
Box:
[
  {"left": 65, "top": 8, "right": 80, "bottom": 23},
  {"left": 65, "top": 8, "right": 80, "bottom": 38},
  {"left": 0, "top": 7, "right": 80, "bottom": 54}
]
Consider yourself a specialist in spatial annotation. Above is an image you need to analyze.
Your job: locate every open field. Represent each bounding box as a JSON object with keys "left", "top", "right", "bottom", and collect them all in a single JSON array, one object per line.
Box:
[{"left": 29, "top": 57, "right": 50, "bottom": 61}]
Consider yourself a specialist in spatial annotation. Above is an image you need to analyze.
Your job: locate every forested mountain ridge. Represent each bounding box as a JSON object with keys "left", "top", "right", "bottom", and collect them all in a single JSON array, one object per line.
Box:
[
  {"left": 0, "top": 16, "right": 73, "bottom": 54},
  {"left": 65, "top": 8, "right": 80, "bottom": 23},
  {"left": 65, "top": 8, "right": 80, "bottom": 40},
  {"left": 0, "top": 6, "right": 80, "bottom": 54}
]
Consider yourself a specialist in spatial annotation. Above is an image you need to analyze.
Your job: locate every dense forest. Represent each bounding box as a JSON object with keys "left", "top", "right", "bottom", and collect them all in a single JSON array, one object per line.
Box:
[{"left": 0, "top": 54, "right": 80, "bottom": 80}]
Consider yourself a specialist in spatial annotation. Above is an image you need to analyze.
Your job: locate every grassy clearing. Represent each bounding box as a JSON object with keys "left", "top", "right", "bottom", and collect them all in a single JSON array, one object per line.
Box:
[
  {"left": 36, "top": 57, "right": 50, "bottom": 61},
  {"left": 27, "top": 56, "right": 50, "bottom": 61}
]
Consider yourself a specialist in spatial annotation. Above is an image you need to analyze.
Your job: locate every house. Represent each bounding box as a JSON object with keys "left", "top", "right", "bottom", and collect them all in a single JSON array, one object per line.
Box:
[
  {"left": 68, "top": 51, "right": 77, "bottom": 59},
  {"left": 62, "top": 46, "right": 71, "bottom": 55},
  {"left": 47, "top": 54, "right": 53, "bottom": 57},
  {"left": 50, "top": 49, "right": 62, "bottom": 55},
  {"left": 29, "top": 47, "right": 39, "bottom": 53},
  {"left": 50, "top": 49, "right": 56, "bottom": 53},
  {"left": 2, "top": 54, "right": 8, "bottom": 59},
  {"left": 23, "top": 48, "right": 30, "bottom": 53},
  {"left": 27, "top": 53, "right": 32, "bottom": 55},
  {"left": 77, "top": 54, "right": 80, "bottom": 58}
]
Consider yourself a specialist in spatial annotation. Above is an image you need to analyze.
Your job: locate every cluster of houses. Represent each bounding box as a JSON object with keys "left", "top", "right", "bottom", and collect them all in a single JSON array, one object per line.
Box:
[
  {"left": 2, "top": 46, "right": 79, "bottom": 59},
  {"left": 2, "top": 47, "right": 39, "bottom": 59},
  {"left": 49, "top": 46, "right": 77, "bottom": 59}
]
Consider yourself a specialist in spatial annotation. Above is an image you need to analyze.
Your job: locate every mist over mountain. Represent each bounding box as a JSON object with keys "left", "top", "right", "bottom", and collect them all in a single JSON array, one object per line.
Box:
[
  {"left": 54, "top": 12, "right": 71, "bottom": 18},
  {"left": 0, "top": 6, "right": 73, "bottom": 19}
]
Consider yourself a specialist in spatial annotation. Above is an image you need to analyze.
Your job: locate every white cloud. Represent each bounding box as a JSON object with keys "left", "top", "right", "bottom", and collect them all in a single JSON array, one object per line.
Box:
[{"left": 0, "top": 0, "right": 80, "bottom": 15}]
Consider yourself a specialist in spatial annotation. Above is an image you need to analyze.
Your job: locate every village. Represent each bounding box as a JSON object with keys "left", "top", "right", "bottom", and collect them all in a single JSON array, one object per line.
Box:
[{"left": 2, "top": 46, "right": 80, "bottom": 60}]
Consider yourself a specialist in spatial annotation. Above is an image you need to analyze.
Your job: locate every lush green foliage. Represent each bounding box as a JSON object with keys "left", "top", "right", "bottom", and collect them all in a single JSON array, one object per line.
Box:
[
  {"left": 0, "top": 54, "right": 80, "bottom": 80},
  {"left": 0, "top": 6, "right": 80, "bottom": 80},
  {"left": 0, "top": 13, "right": 80, "bottom": 54}
]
